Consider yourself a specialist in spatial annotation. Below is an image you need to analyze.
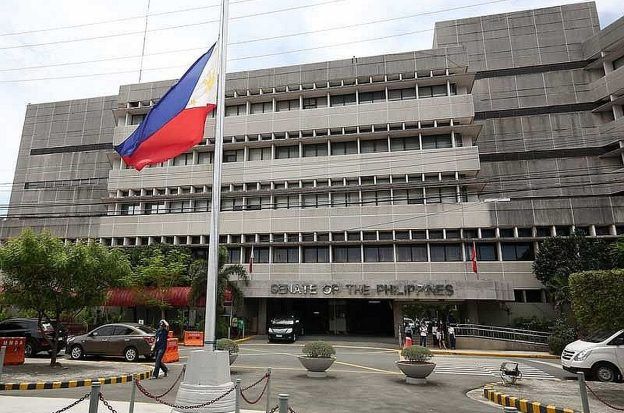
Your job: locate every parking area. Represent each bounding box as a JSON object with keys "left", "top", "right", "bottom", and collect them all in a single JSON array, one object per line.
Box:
[{"left": 1, "top": 337, "right": 572, "bottom": 413}]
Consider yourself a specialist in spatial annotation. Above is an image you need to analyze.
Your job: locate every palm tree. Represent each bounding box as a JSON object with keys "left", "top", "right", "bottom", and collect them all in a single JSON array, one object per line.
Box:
[{"left": 190, "top": 246, "right": 249, "bottom": 311}]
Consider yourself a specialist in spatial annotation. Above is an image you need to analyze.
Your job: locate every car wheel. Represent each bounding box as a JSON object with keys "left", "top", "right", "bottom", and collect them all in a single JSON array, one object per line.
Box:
[
  {"left": 24, "top": 340, "right": 37, "bottom": 357},
  {"left": 124, "top": 346, "right": 138, "bottom": 362},
  {"left": 69, "top": 345, "right": 84, "bottom": 360},
  {"left": 594, "top": 363, "right": 618, "bottom": 382}
]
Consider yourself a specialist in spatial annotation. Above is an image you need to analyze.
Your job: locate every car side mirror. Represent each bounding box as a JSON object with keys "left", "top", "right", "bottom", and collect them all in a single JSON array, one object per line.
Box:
[{"left": 90, "top": 332, "right": 98, "bottom": 337}]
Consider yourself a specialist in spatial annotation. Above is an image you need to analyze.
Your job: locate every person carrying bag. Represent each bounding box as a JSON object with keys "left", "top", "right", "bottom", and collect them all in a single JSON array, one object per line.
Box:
[{"left": 151, "top": 319, "right": 170, "bottom": 379}]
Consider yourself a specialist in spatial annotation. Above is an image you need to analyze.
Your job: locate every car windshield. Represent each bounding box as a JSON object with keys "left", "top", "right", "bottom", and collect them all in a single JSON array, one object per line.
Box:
[
  {"left": 584, "top": 331, "right": 613, "bottom": 343},
  {"left": 136, "top": 325, "right": 156, "bottom": 334},
  {"left": 271, "top": 319, "right": 294, "bottom": 327}
]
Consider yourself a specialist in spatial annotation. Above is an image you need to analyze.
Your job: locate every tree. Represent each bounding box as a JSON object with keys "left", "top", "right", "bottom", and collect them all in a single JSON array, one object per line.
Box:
[
  {"left": 0, "top": 229, "right": 131, "bottom": 366},
  {"left": 190, "top": 247, "right": 248, "bottom": 336},
  {"left": 127, "top": 246, "right": 192, "bottom": 318},
  {"left": 533, "top": 234, "right": 613, "bottom": 311},
  {"left": 569, "top": 269, "right": 624, "bottom": 333}
]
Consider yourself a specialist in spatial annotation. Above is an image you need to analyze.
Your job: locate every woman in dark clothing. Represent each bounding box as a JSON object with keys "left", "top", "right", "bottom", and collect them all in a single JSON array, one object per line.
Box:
[{"left": 151, "top": 320, "right": 169, "bottom": 379}]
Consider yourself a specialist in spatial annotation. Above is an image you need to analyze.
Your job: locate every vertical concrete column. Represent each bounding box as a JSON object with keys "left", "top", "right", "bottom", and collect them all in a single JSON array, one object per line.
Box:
[
  {"left": 258, "top": 298, "right": 267, "bottom": 334},
  {"left": 392, "top": 301, "right": 403, "bottom": 338},
  {"left": 465, "top": 301, "right": 479, "bottom": 324}
]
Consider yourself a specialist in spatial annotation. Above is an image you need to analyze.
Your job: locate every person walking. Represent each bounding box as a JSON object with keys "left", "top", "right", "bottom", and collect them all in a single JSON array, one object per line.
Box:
[
  {"left": 419, "top": 323, "right": 428, "bottom": 347},
  {"left": 432, "top": 323, "right": 438, "bottom": 347},
  {"left": 151, "top": 319, "right": 169, "bottom": 379},
  {"left": 448, "top": 325, "right": 456, "bottom": 350},
  {"left": 438, "top": 322, "right": 447, "bottom": 349}
]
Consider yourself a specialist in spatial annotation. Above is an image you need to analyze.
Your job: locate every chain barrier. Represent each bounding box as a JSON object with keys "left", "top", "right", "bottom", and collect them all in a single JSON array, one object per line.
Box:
[
  {"left": 585, "top": 382, "right": 624, "bottom": 411},
  {"left": 240, "top": 372, "right": 271, "bottom": 405},
  {"left": 140, "top": 365, "right": 186, "bottom": 399},
  {"left": 288, "top": 407, "right": 298, "bottom": 413},
  {"left": 135, "top": 378, "right": 235, "bottom": 410},
  {"left": 49, "top": 392, "right": 90, "bottom": 413},
  {"left": 98, "top": 393, "right": 119, "bottom": 413},
  {"left": 268, "top": 405, "right": 280, "bottom": 413}
]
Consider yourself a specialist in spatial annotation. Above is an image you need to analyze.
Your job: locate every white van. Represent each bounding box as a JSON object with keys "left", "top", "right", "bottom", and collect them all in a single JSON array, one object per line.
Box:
[{"left": 561, "top": 329, "right": 624, "bottom": 382}]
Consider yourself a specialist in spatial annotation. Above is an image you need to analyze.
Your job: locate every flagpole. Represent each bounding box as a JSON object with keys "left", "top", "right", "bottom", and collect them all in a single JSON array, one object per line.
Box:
[{"left": 204, "top": 0, "right": 229, "bottom": 350}]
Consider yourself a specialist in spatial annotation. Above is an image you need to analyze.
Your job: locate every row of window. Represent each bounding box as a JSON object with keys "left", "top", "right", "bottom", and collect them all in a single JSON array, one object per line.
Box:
[
  {"left": 223, "top": 242, "right": 534, "bottom": 264},
  {"left": 113, "top": 173, "right": 465, "bottom": 199},
  {"left": 121, "top": 133, "right": 464, "bottom": 169},
  {"left": 114, "top": 186, "right": 471, "bottom": 215}
]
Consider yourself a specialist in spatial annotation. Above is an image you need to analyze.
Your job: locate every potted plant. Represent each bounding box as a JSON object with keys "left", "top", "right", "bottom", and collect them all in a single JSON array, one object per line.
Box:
[
  {"left": 216, "top": 338, "right": 239, "bottom": 365},
  {"left": 396, "top": 345, "right": 435, "bottom": 384},
  {"left": 298, "top": 341, "right": 336, "bottom": 378}
]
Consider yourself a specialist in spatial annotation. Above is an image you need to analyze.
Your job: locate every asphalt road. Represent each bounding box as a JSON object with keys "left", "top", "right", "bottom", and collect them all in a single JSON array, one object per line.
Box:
[{"left": 1, "top": 338, "right": 573, "bottom": 413}]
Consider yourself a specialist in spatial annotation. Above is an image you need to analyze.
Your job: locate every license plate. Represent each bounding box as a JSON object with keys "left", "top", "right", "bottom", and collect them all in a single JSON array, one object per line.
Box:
[{"left": 275, "top": 334, "right": 282, "bottom": 338}]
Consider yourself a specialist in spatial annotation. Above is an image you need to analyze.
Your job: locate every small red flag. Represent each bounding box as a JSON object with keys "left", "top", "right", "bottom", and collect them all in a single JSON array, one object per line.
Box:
[{"left": 471, "top": 241, "right": 479, "bottom": 277}]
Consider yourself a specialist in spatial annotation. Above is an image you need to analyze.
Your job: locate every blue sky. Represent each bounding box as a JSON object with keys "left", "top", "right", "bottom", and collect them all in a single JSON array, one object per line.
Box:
[{"left": 0, "top": 0, "right": 621, "bottom": 211}]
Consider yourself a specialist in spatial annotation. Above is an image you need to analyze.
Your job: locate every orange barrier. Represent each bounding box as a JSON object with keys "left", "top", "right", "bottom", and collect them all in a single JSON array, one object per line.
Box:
[
  {"left": 403, "top": 336, "right": 413, "bottom": 348},
  {"left": 168, "top": 330, "right": 173, "bottom": 338},
  {"left": 183, "top": 331, "right": 204, "bottom": 346},
  {"left": 1, "top": 337, "right": 26, "bottom": 366},
  {"left": 162, "top": 338, "right": 179, "bottom": 363}
]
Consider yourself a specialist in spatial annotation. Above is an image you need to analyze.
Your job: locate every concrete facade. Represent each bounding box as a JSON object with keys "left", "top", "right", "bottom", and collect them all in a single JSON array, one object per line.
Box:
[{"left": 2, "top": 2, "right": 623, "bottom": 335}]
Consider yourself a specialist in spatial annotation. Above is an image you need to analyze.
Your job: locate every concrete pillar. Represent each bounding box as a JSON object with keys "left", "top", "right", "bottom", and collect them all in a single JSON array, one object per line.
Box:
[
  {"left": 258, "top": 298, "right": 267, "bottom": 334},
  {"left": 392, "top": 300, "right": 403, "bottom": 338},
  {"left": 465, "top": 301, "right": 479, "bottom": 324}
]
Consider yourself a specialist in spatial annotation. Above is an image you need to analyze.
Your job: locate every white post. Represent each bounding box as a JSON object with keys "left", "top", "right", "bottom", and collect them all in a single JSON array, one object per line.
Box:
[
  {"left": 0, "top": 346, "right": 6, "bottom": 380},
  {"left": 204, "top": 0, "right": 230, "bottom": 350}
]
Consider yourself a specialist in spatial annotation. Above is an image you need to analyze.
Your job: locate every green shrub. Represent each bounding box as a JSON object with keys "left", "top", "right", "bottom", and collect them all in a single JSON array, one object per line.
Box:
[
  {"left": 302, "top": 341, "right": 335, "bottom": 358},
  {"left": 570, "top": 269, "right": 624, "bottom": 333},
  {"left": 401, "top": 345, "right": 433, "bottom": 362},
  {"left": 548, "top": 318, "right": 577, "bottom": 355},
  {"left": 216, "top": 338, "right": 239, "bottom": 354}
]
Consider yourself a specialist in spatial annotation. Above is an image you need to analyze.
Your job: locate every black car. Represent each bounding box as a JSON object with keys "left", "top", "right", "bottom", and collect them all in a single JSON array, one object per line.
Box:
[
  {"left": 268, "top": 316, "right": 303, "bottom": 342},
  {"left": 0, "top": 318, "right": 68, "bottom": 357}
]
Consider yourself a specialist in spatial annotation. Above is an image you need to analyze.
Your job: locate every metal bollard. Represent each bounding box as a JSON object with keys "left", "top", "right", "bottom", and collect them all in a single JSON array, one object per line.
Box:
[
  {"left": 88, "top": 381, "right": 100, "bottom": 413},
  {"left": 278, "top": 394, "right": 289, "bottom": 413},
  {"left": 577, "top": 372, "right": 591, "bottom": 413},
  {"left": 265, "top": 368, "right": 272, "bottom": 413},
  {"left": 128, "top": 378, "right": 137, "bottom": 413},
  {"left": 235, "top": 378, "right": 241, "bottom": 413},
  {"left": 0, "top": 346, "right": 6, "bottom": 381}
]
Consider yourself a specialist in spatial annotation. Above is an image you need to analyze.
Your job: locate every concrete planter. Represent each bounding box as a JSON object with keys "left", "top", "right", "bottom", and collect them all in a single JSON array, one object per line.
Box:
[
  {"left": 298, "top": 356, "right": 335, "bottom": 378},
  {"left": 395, "top": 361, "right": 436, "bottom": 384},
  {"left": 229, "top": 353, "right": 238, "bottom": 365}
]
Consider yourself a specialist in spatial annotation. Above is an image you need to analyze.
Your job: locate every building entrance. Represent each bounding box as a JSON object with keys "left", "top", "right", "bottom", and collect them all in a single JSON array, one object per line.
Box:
[{"left": 266, "top": 298, "right": 394, "bottom": 336}]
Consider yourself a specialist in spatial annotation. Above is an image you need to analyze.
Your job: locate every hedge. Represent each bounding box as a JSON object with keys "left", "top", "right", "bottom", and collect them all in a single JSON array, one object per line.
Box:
[{"left": 569, "top": 269, "right": 624, "bottom": 333}]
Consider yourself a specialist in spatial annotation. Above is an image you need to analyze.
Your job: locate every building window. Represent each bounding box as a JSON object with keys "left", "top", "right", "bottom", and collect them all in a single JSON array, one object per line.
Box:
[
  {"left": 250, "top": 101, "right": 272, "bottom": 114},
  {"left": 273, "top": 247, "right": 299, "bottom": 263},
  {"left": 197, "top": 151, "right": 213, "bottom": 164},
  {"left": 360, "top": 139, "right": 388, "bottom": 153},
  {"left": 248, "top": 147, "right": 272, "bottom": 161},
  {"left": 418, "top": 84, "right": 448, "bottom": 98},
  {"left": 169, "top": 201, "right": 184, "bottom": 213},
  {"left": 226, "top": 247, "right": 241, "bottom": 264},
  {"left": 246, "top": 197, "right": 261, "bottom": 210},
  {"left": 225, "top": 104, "right": 246, "bottom": 116},
  {"left": 363, "top": 245, "right": 394, "bottom": 262},
  {"left": 276, "top": 99, "right": 299, "bottom": 112},
  {"left": 361, "top": 190, "right": 391, "bottom": 206},
  {"left": 536, "top": 226, "right": 551, "bottom": 237},
  {"left": 499, "top": 228, "right": 514, "bottom": 238},
  {"left": 331, "top": 192, "right": 359, "bottom": 207},
  {"left": 130, "top": 114, "right": 145, "bottom": 125},
  {"left": 430, "top": 244, "right": 462, "bottom": 261},
  {"left": 303, "top": 143, "right": 328, "bottom": 157},
  {"left": 302, "top": 193, "right": 329, "bottom": 208},
  {"left": 303, "top": 246, "right": 330, "bottom": 263},
  {"left": 466, "top": 243, "right": 498, "bottom": 261},
  {"left": 332, "top": 246, "right": 361, "bottom": 263},
  {"left": 221, "top": 198, "right": 243, "bottom": 211},
  {"left": 613, "top": 55, "right": 624, "bottom": 70},
  {"left": 223, "top": 150, "right": 243, "bottom": 163},
  {"left": 426, "top": 187, "right": 456, "bottom": 204},
  {"left": 388, "top": 88, "right": 416, "bottom": 101},
  {"left": 422, "top": 134, "right": 452, "bottom": 149},
  {"left": 390, "top": 136, "right": 420, "bottom": 151},
  {"left": 194, "top": 199, "right": 210, "bottom": 212},
  {"left": 525, "top": 289, "right": 543, "bottom": 303},
  {"left": 396, "top": 245, "right": 427, "bottom": 262},
  {"left": 331, "top": 141, "right": 358, "bottom": 155},
  {"left": 245, "top": 247, "right": 269, "bottom": 263},
  {"left": 275, "top": 145, "right": 299, "bottom": 159},
  {"left": 501, "top": 242, "right": 534, "bottom": 261},
  {"left": 120, "top": 204, "right": 140, "bottom": 215},
  {"left": 595, "top": 226, "right": 611, "bottom": 236},
  {"left": 302, "top": 97, "right": 327, "bottom": 109},
  {"left": 172, "top": 152, "right": 193, "bottom": 166},
  {"left": 517, "top": 227, "right": 532, "bottom": 237},
  {"left": 393, "top": 189, "right": 423, "bottom": 205},
  {"left": 330, "top": 93, "right": 356, "bottom": 107},
  {"left": 274, "top": 195, "right": 299, "bottom": 209},
  {"left": 358, "top": 90, "right": 385, "bottom": 104}
]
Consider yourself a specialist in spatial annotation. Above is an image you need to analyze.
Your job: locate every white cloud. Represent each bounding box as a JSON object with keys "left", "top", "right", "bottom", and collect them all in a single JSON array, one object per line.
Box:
[{"left": 0, "top": 0, "right": 621, "bottom": 209}]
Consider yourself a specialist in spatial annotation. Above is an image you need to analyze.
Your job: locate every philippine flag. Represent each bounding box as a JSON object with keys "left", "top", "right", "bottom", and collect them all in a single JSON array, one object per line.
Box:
[{"left": 115, "top": 43, "right": 219, "bottom": 171}]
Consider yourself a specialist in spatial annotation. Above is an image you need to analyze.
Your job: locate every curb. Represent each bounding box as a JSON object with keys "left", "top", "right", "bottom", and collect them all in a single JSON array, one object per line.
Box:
[
  {"left": 430, "top": 350, "right": 559, "bottom": 359},
  {"left": 0, "top": 370, "right": 152, "bottom": 391},
  {"left": 483, "top": 386, "right": 576, "bottom": 413},
  {"left": 234, "top": 335, "right": 257, "bottom": 344}
]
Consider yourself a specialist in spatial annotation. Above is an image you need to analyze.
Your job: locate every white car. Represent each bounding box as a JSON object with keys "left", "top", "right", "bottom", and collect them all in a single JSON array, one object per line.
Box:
[{"left": 561, "top": 329, "right": 624, "bottom": 382}]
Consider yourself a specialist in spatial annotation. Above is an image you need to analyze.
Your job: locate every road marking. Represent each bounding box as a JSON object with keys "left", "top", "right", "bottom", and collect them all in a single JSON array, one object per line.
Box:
[
  {"left": 334, "top": 360, "right": 399, "bottom": 374},
  {"left": 233, "top": 365, "right": 400, "bottom": 375}
]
